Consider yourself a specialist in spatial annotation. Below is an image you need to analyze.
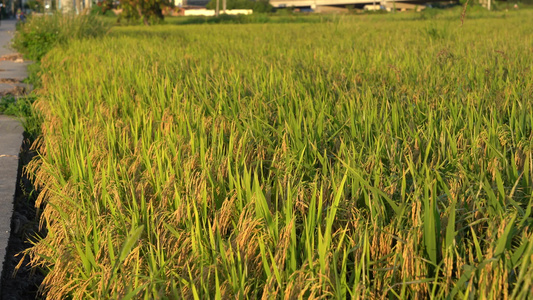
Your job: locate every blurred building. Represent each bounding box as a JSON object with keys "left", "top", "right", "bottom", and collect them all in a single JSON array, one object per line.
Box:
[
  {"left": 269, "top": 0, "right": 448, "bottom": 11},
  {"left": 55, "top": 0, "right": 92, "bottom": 14}
]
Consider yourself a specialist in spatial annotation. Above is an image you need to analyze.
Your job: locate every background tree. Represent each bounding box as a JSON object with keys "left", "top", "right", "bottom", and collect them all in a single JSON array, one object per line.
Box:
[
  {"left": 206, "top": 0, "right": 272, "bottom": 13},
  {"left": 251, "top": 0, "right": 272, "bottom": 13},
  {"left": 119, "top": 0, "right": 173, "bottom": 25}
]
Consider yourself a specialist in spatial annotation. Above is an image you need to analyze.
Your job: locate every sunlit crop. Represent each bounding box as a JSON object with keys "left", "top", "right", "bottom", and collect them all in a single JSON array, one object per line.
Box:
[{"left": 25, "top": 10, "right": 533, "bottom": 299}]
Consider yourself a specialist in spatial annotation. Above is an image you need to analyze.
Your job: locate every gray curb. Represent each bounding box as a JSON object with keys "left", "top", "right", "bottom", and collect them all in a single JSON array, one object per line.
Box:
[{"left": 0, "top": 19, "right": 29, "bottom": 295}]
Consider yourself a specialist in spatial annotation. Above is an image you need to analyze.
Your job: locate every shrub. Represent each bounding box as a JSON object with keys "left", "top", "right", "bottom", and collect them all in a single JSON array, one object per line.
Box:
[
  {"left": 118, "top": 0, "right": 174, "bottom": 25},
  {"left": 12, "top": 13, "right": 110, "bottom": 61},
  {"left": 253, "top": 0, "right": 273, "bottom": 13},
  {"left": 90, "top": 1, "right": 117, "bottom": 17}
]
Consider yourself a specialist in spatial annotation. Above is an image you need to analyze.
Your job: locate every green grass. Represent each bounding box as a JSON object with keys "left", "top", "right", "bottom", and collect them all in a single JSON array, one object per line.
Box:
[
  {"left": 0, "top": 95, "right": 41, "bottom": 138},
  {"left": 24, "top": 9, "right": 533, "bottom": 299},
  {"left": 12, "top": 13, "right": 110, "bottom": 61},
  {"left": 0, "top": 95, "right": 30, "bottom": 116}
]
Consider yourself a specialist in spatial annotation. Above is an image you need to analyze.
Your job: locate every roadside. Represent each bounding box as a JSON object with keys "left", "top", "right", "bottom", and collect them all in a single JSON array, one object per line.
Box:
[{"left": 0, "top": 19, "right": 43, "bottom": 299}]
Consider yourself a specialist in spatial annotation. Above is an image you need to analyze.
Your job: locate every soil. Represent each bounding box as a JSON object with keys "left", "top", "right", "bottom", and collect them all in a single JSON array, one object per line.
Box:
[
  {"left": 0, "top": 79, "right": 22, "bottom": 85},
  {"left": 0, "top": 78, "right": 27, "bottom": 97},
  {"left": 0, "top": 86, "right": 27, "bottom": 97},
  {"left": 1, "top": 135, "right": 45, "bottom": 300},
  {"left": 0, "top": 54, "right": 24, "bottom": 63},
  {"left": 0, "top": 53, "right": 32, "bottom": 97}
]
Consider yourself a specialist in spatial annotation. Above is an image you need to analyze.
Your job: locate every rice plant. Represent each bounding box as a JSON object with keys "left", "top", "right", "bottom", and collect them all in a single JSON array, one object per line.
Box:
[{"left": 22, "top": 10, "right": 533, "bottom": 299}]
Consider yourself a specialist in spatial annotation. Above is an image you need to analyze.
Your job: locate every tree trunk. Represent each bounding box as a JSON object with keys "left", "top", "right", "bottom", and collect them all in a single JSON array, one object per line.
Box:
[{"left": 137, "top": 6, "right": 149, "bottom": 25}]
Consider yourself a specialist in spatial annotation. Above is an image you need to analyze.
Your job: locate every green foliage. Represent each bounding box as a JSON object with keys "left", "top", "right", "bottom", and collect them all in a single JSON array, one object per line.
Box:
[
  {"left": 167, "top": 13, "right": 335, "bottom": 25},
  {"left": 26, "top": 62, "right": 43, "bottom": 89},
  {"left": 118, "top": 0, "right": 173, "bottom": 25},
  {"left": 0, "top": 96, "right": 29, "bottom": 116},
  {"left": 252, "top": 0, "right": 273, "bottom": 13},
  {"left": 12, "top": 13, "right": 110, "bottom": 61},
  {"left": 25, "top": 0, "right": 42, "bottom": 11},
  {"left": 419, "top": 8, "right": 442, "bottom": 20},
  {"left": 0, "top": 95, "right": 41, "bottom": 137},
  {"left": 90, "top": 1, "right": 117, "bottom": 17}
]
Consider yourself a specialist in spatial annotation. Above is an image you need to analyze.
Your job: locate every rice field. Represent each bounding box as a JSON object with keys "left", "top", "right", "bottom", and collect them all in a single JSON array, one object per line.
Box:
[{"left": 26, "top": 9, "right": 533, "bottom": 299}]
